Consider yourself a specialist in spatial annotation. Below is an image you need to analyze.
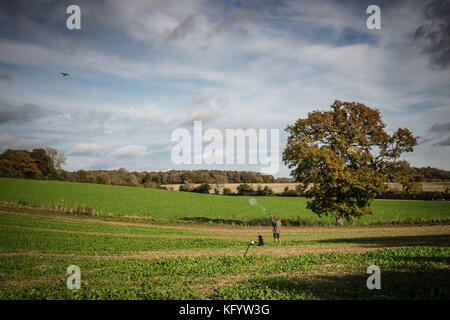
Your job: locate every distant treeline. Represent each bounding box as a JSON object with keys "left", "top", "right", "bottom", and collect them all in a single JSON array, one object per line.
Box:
[
  {"left": 181, "top": 183, "right": 450, "bottom": 201},
  {"left": 407, "top": 167, "right": 450, "bottom": 182},
  {"left": 61, "top": 169, "right": 285, "bottom": 187},
  {"left": 0, "top": 148, "right": 449, "bottom": 190},
  {"left": 0, "top": 148, "right": 291, "bottom": 187},
  {"left": 141, "top": 170, "right": 281, "bottom": 184},
  {"left": 0, "top": 148, "right": 61, "bottom": 180}
]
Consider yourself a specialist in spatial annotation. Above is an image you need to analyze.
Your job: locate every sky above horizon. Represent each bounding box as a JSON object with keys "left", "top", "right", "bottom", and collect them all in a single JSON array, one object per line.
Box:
[{"left": 0, "top": 0, "right": 449, "bottom": 177}]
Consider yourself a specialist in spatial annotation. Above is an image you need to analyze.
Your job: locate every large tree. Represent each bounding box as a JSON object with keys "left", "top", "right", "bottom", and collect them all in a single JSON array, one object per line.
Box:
[{"left": 283, "top": 100, "right": 418, "bottom": 224}]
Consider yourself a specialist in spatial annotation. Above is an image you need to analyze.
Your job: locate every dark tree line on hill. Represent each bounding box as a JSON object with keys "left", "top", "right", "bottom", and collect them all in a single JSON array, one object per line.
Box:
[
  {"left": 0, "top": 149, "right": 281, "bottom": 186},
  {"left": 141, "top": 170, "right": 277, "bottom": 184},
  {"left": 179, "top": 182, "right": 449, "bottom": 201},
  {"left": 0, "top": 148, "right": 61, "bottom": 179},
  {"left": 410, "top": 167, "right": 450, "bottom": 182},
  {"left": 0, "top": 148, "right": 449, "bottom": 189}
]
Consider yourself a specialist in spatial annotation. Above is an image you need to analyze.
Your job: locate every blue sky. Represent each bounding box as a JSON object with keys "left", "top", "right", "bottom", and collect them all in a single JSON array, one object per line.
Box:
[{"left": 0, "top": 0, "right": 449, "bottom": 177}]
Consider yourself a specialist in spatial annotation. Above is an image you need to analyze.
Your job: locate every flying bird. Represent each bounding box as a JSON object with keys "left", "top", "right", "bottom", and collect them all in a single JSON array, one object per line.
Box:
[{"left": 61, "top": 72, "right": 70, "bottom": 77}]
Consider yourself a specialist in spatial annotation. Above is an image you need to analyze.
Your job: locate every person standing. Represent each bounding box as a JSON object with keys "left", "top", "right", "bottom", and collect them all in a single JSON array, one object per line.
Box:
[{"left": 271, "top": 215, "right": 282, "bottom": 244}]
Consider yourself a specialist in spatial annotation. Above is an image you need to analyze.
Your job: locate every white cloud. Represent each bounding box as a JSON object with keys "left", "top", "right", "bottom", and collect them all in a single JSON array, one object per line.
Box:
[
  {"left": 109, "top": 145, "right": 149, "bottom": 159},
  {"left": 68, "top": 143, "right": 114, "bottom": 156},
  {"left": 188, "top": 109, "right": 220, "bottom": 123},
  {"left": 0, "top": 134, "right": 16, "bottom": 147},
  {"left": 0, "top": 134, "right": 57, "bottom": 152},
  {"left": 1, "top": 0, "right": 449, "bottom": 173}
]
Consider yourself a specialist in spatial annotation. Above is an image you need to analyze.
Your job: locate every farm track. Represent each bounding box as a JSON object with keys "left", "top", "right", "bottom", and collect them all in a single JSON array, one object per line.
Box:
[
  {"left": 1, "top": 209, "right": 449, "bottom": 242},
  {"left": 2, "top": 209, "right": 450, "bottom": 234},
  {"left": 0, "top": 224, "right": 223, "bottom": 240},
  {"left": 1, "top": 221, "right": 449, "bottom": 242},
  {"left": 1, "top": 209, "right": 449, "bottom": 258},
  {"left": 0, "top": 245, "right": 425, "bottom": 260}
]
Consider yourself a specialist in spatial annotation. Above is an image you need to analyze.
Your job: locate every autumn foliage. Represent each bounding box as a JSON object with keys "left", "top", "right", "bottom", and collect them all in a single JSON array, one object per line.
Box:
[
  {"left": 0, "top": 149, "right": 46, "bottom": 178},
  {"left": 283, "top": 100, "right": 418, "bottom": 223}
]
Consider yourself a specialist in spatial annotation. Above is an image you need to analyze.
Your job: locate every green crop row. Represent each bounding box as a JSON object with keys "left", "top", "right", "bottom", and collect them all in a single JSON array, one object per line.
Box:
[
  {"left": 0, "top": 211, "right": 210, "bottom": 237},
  {"left": 0, "top": 247, "right": 448, "bottom": 300},
  {"left": 0, "top": 226, "right": 244, "bottom": 255},
  {"left": 1, "top": 211, "right": 450, "bottom": 256}
]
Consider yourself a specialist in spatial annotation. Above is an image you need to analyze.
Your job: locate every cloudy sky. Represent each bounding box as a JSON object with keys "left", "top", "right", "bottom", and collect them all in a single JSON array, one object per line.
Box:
[{"left": 0, "top": 0, "right": 449, "bottom": 177}]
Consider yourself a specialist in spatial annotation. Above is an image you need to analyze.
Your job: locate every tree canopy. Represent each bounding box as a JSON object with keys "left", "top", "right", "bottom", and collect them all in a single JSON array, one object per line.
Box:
[
  {"left": 0, "top": 149, "right": 42, "bottom": 178},
  {"left": 283, "top": 100, "right": 418, "bottom": 223}
]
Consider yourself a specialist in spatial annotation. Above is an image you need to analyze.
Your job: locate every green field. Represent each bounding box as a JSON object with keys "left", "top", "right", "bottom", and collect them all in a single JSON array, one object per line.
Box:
[
  {"left": 2, "top": 247, "right": 448, "bottom": 300},
  {"left": 0, "top": 178, "right": 449, "bottom": 225},
  {"left": 1, "top": 178, "right": 449, "bottom": 299},
  {"left": 0, "top": 209, "right": 449, "bottom": 299}
]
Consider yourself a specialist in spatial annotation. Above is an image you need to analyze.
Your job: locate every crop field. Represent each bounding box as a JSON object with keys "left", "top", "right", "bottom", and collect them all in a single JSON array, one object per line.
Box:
[
  {"left": 0, "top": 208, "right": 449, "bottom": 299},
  {"left": 0, "top": 178, "right": 449, "bottom": 225},
  {"left": 0, "top": 178, "right": 449, "bottom": 300}
]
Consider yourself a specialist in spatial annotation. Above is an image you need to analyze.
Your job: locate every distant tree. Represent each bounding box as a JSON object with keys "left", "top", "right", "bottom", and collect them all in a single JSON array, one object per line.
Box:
[
  {"left": 263, "top": 185, "right": 273, "bottom": 196},
  {"left": 142, "top": 172, "right": 157, "bottom": 184},
  {"left": 167, "top": 171, "right": 182, "bottom": 184},
  {"left": 143, "top": 181, "right": 158, "bottom": 188},
  {"left": 179, "top": 180, "right": 193, "bottom": 192},
  {"left": 262, "top": 174, "right": 275, "bottom": 183},
  {"left": 283, "top": 100, "right": 418, "bottom": 225},
  {"left": 256, "top": 185, "right": 264, "bottom": 196},
  {"left": 74, "top": 170, "right": 88, "bottom": 183},
  {"left": 96, "top": 175, "right": 107, "bottom": 185},
  {"left": 414, "top": 166, "right": 450, "bottom": 182},
  {"left": 275, "top": 177, "right": 295, "bottom": 183},
  {"left": 192, "top": 183, "right": 211, "bottom": 194},
  {"left": 232, "top": 172, "right": 241, "bottom": 183},
  {"left": 180, "top": 172, "right": 191, "bottom": 183},
  {"left": 255, "top": 185, "right": 273, "bottom": 196},
  {"left": 159, "top": 172, "right": 169, "bottom": 184},
  {"left": 30, "top": 148, "right": 54, "bottom": 177},
  {"left": 128, "top": 173, "right": 140, "bottom": 187},
  {"left": 0, "top": 149, "right": 41, "bottom": 178},
  {"left": 240, "top": 172, "right": 253, "bottom": 183},
  {"left": 56, "top": 169, "right": 75, "bottom": 182},
  {"left": 386, "top": 161, "right": 423, "bottom": 194},
  {"left": 113, "top": 168, "right": 133, "bottom": 186},
  {"left": 45, "top": 147, "right": 67, "bottom": 170},
  {"left": 222, "top": 187, "right": 233, "bottom": 195},
  {"left": 214, "top": 174, "right": 227, "bottom": 192},
  {"left": 237, "top": 183, "right": 254, "bottom": 195}
]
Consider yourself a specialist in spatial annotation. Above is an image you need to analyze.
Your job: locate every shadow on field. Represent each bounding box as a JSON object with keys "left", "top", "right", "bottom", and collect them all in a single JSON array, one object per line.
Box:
[
  {"left": 315, "top": 234, "right": 450, "bottom": 248},
  {"left": 252, "top": 268, "right": 450, "bottom": 299}
]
